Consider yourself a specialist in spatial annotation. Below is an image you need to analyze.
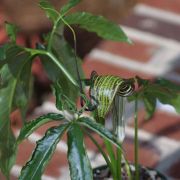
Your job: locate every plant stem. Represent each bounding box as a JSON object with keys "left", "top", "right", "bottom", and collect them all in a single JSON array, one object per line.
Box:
[
  {"left": 48, "top": 13, "right": 63, "bottom": 51},
  {"left": 86, "top": 131, "right": 117, "bottom": 180},
  {"left": 116, "top": 97, "right": 125, "bottom": 180},
  {"left": 134, "top": 98, "right": 139, "bottom": 180},
  {"left": 104, "top": 140, "right": 117, "bottom": 179},
  {"left": 46, "top": 52, "right": 79, "bottom": 87},
  {"left": 24, "top": 48, "right": 79, "bottom": 88},
  {"left": 113, "top": 96, "right": 125, "bottom": 180},
  {"left": 116, "top": 147, "right": 122, "bottom": 180}
]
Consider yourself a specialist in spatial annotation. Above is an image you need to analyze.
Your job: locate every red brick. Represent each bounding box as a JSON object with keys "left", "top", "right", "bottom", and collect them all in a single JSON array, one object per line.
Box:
[
  {"left": 16, "top": 140, "right": 35, "bottom": 166},
  {"left": 123, "top": 14, "right": 180, "bottom": 41},
  {"left": 142, "top": 0, "right": 180, "bottom": 14},
  {"left": 11, "top": 109, "right": 23, "bottom": 130},
  {"left": 129, "top": 110, "right": 180, "bottom": 141},
  {"left": 123, "top": 137, "right": 160, "bottom": 167},
  {"left": 44, "top": 149, "right": 67, "bottom": 177},
  {"left": 97, "top": 40, "right": 158, "bottom": 63},
  {"left": 84, "top": 131, "right": 159, "bottom": 168},
  {"left": 167, "top": 160, "right": 180, "bottom": 179},
  {"left": 174, "top": 67, "right": 180, "bottom": 77},
  {"left": 84, "top": 132, "right": 104, "bottom": 152},
  {"left": 0, "top": 173, "right": 17, "bottom": 180},
  {"left": 83, "top": 58, "right": 153, "bottom": 79}
]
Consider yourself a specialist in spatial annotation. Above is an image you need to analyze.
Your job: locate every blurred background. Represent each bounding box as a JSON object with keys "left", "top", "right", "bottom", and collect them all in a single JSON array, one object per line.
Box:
[{"left": 0, "top": 0, "right": 180, "bottom": 179}]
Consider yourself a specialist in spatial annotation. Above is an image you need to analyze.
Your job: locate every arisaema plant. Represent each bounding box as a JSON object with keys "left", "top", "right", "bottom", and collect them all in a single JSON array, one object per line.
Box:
[{"left": 0, "top": 0, "right": 179, "bottom": 179}]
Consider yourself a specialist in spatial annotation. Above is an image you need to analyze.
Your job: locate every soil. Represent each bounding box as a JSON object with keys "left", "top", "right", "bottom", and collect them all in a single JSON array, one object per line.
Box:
[{"left": 93, "top": 164, "right": 167, "bottom": 180}]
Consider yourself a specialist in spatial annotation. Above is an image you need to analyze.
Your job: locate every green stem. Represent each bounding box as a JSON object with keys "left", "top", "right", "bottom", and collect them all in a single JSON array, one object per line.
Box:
[
  {"left": 123, "top": 156, "right": 132, "bottom": 180},
  {"left": 116, "top": 148, "right": 122, "bottom": 180},
  {"left": 104, "top": 140, "right": 117, "bottom": 179},
  {"left": 24, "top": 48, "right": 79, "bottom": 87},
  {"left": 134, "top": 98, "right": 139, "bottom": 180},
  {"left": 48, "top": 13, "right": 63, "bottom": 51},
  {"left": 85, "top": 131, "right": 116, "bottom": 180},
  {"left": 116, "top": 97, "right": 125, "bottom": 180},
  {"left": 47, "top": 11, "right": 73, "bottom": 51}
]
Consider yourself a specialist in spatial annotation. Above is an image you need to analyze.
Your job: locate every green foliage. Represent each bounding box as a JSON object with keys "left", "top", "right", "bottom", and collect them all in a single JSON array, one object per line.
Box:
[
  {"left": 0, "top": 0, "right": 179, "bottom": 179},
  {"left": 39, "top": 0, "right": 84, "bottom": 103},
  {"left": 60, "top": 0, "right": 81, "bottom": 15},
  {"left": 39, "top": 0, "right": 59, "bottom": 22},
  {"left": 0, "top": 44, "right": 32, "bottom": 177},
  {"left": 65, "top": 12, "right": 130, "bottom": 42},
  {"left": 129, "top": 76, "right": 180, "bottom": 119},
  {"left": 67, "top": 123, "right": 92, "bottom": 180},
  {"left": 41, "top": 28, "right": 83, "bottom": 102},
  {"left": 53, "top": 82, "right": 77, "bottom": 112},
  {"left": 79, "top": 117, "right": 122, "bottom": 149},
  {"left": 17, "top": 113, "right": 64, "bottom": 143},
  {"left": 17, "top": 110, "right": 123, "bottom": 180},
  {"left": 19, "top": 124, "right": 68, "bottom": 180},
  {"left": 0, "top": 44, "right": 9, "bottom": 62},
  {"left": 5, "top": 22, "right": 18, "bottom": 42}
]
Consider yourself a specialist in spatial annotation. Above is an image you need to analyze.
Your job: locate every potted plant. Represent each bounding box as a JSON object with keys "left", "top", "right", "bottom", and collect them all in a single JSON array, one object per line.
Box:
[{"left": 0, "top": 0, "right": 179, "bottom": 179}]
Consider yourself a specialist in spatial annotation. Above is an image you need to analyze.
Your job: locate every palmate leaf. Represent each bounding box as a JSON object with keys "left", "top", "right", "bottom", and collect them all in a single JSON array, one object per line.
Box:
[
  {"left": 78, "top": 117, "right": 122, "bottom": 149},
  {"left": 67, "top": 123, "right": 92, "bottom": 180},
  {"left": 19, "top": 124, "right": 68, "bottom": 180},
  {"left": 60, "top": 0, "right": 81, "bottom": 15},
  {"left": 129, "top": 77, "right": 180, "bottom": 118},
  {"left": 53, "top": 82, "right": 77, "bottom": 112},
  {"left": 153, "top": 79, "right": 180, "bottom": 113},
  {"left": 0, "top": 125, "right": 16, "bottom": 178},
  {"left": 0, "top": 44, "right": 33, "bottom": 177},
  {"left": 39, "top": 0, "right": 81, "bottom": 22},
  {"left": 143, "top": 95, "right": 156, "bottom": 119},
  {"left": 17, "top": 113, "right": 64, "bottom": 143},
  {"left": 39, "top": 0, "right": 59, "bottom": 22},
  {"left": 41, "top": 27, "right": 83, "bottom": 103},
  {"left": 65, "top": 12, "right": 130, "bottom": 42}
]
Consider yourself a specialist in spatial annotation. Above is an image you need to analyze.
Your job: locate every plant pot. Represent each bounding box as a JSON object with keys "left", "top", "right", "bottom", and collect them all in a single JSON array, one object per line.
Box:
[{"left": 93, "top": 164, "right": 167, "bottom": 180}]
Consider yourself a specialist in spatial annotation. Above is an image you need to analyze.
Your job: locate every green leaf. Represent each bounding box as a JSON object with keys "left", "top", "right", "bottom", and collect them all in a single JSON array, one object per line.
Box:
[
  {"left": 67, "top": 123, "right": 92, "bottom": 180},
  {"left": 78, "top": 117, "right": 121, "bottom": 149},
  {"left": 41, "top": 27, "right": 83, "bottom": 103},
  {"left": 143, "top": 95, "right": 156, "bottom": 119},
  {"left": 130, "top": 77, "right": 180, "bottom": 116},
  {"left": 60, "top": 0, "right": 81, "bottom": 15},
  {"left": 65, "top": 12, "right": 130, "bottom": 42},
  {"left": 0, "top": 127, "right": 16, "bottom": 178},
  {"left": 39, "top": 0, "right": 59, "bottom": 22},
  {"left": 171, "top": 94, "right": 180, "bottom": 113},
  {"left": 53, "top": 82, "right": 77, "bottom": 112},
  {"left": 53, "top": 83, "right": 63, "bottom": 110},
  {"left": 17, "top": 113, "right": 64, "bottom": 143},
  {"left": 155, "top": 78, "right": 180, "bottom": 92},
  {"left": 0, "top": 45, "right": 32, "bottom": 177},
  {"left": 154, "top": 79, "right": 180, "bottom": 113},
  {"left": 19, "top": 124, "right": 68, "bottom": 180},
  {"left": 4, "top": 45, "right": 33, "bottom": 116},
  {"left": 5, "top": 22, "right": 18, "bottom": 42},
  {"left": 0, "top": 44, "right": 19, "bottom": 68},
  {"left": 0, "top": 44, "right": 9, "bottom": 61}
]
